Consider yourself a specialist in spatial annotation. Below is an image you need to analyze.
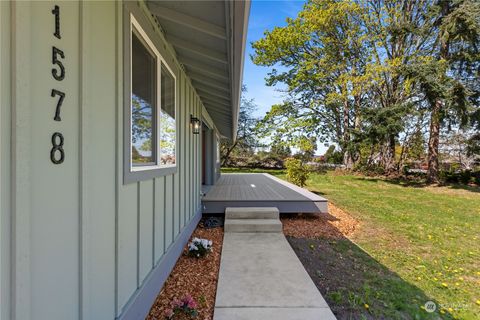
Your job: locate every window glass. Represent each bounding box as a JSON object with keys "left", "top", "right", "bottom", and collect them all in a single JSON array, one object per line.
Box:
[
  {"left": 131, "top": 31, "right": 157, "bottom": 166},
  {"left": 160, "top": 63, "right": 176, "bottom": 165}
]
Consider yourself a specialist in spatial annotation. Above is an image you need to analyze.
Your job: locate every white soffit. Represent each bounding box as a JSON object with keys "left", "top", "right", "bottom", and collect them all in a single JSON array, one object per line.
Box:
[{"left": 147, "top": 0, "right": 250, "bottom": 140}]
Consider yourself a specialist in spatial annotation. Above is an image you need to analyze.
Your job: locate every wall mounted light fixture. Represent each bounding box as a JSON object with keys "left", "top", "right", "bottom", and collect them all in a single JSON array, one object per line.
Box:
[{"left": 190, "top": 115, "right": 200, "bottom": 134}]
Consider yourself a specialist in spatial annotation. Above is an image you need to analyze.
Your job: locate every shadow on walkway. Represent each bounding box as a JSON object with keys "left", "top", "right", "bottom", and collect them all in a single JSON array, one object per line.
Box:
[{"left": 284, "top": 213, "right": 454, "bottom": 320}]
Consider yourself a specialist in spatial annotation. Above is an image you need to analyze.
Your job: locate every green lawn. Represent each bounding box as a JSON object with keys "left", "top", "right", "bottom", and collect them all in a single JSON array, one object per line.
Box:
[{"left": 222, "top": 168, "right": 480, "bottom": 319}]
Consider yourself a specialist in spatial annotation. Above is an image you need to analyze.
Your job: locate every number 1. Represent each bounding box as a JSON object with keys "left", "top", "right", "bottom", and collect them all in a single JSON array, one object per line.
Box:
[{"left": 52, "top": 5, "right": 61, "bottom": 39}]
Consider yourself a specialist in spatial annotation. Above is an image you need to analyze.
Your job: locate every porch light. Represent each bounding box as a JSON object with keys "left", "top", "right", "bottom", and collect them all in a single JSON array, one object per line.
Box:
[{"left": 191, "top": 115, "right": 201, "bottom": 134}]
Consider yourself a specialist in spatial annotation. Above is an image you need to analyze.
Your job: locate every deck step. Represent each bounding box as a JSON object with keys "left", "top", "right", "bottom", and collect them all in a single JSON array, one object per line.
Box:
[
  {"left": 224, "top": 219, "right": 282, "bottom": 233},
  {"left": 225, "top": 207, "right": 279, "bottom": 220}
]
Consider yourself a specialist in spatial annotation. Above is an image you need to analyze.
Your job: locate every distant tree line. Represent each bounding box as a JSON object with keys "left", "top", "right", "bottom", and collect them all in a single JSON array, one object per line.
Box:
[{"left": 250, "top": 0, "right": 480, "bottom": 183}]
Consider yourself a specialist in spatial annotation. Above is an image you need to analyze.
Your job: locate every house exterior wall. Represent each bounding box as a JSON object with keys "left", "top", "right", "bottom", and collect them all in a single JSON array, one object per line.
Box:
[
  {"left": 1, "top": 2, "right": 12, "bottom": 320},
  {"left": 2, "top": 1, "right": 218, "bottom": 319}
]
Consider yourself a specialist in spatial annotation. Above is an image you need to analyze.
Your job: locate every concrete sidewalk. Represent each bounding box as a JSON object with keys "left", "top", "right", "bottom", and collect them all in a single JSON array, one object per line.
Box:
[{"left": 213, "top": 232, "right": 336, "bottom": 320}]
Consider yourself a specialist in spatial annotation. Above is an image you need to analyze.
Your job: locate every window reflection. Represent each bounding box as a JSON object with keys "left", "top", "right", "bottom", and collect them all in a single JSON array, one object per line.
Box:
[
  {"left": 131, "top": 32, "right": 156, "bottom": 165},
  {"left": 160, "top": 64, "right": 176, "bottom": 165}
]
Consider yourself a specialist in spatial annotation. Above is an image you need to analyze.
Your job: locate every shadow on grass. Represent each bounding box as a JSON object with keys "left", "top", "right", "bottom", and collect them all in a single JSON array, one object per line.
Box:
[
  {"left": 285, "top": 215, "right": 454, "bottom": 320},
  {"left": 310, "top": 190, "right": 328, "bottom": 196},
  {"left": 220, "top": 167, "right": 285, "bottom": 176},
  {"left": 352, "top": 176, "right": 480, "bottom": 193}
]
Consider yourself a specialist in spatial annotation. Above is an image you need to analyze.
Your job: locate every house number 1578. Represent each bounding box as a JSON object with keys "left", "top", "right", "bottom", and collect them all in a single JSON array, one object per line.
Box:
[{"left": 50, "top": 4, "right": 66, "bottom": 164}]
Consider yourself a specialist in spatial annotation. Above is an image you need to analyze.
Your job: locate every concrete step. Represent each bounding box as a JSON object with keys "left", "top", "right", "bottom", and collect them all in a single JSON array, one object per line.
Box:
[
  {"left": 225, "top": 207, "right": 279, "bottom": 220},
  {"left": 224, "top": 219, "right": 282, "bottom": 233}
]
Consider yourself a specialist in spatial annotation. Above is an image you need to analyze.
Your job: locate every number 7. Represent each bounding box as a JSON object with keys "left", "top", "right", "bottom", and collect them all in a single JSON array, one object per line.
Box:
[{"left": 51, "top": 89, "right": 65, "bottom": 121}]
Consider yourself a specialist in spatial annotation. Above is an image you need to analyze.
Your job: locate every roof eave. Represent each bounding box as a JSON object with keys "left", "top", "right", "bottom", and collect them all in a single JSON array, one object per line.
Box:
[{"left": 229, "top": 0, "right": 250, "bottom": 141}]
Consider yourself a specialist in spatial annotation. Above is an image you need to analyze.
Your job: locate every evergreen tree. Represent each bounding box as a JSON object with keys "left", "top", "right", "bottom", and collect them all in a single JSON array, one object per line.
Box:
[{"left": 404, "top": 0, "right": 480, "bottom": 182}]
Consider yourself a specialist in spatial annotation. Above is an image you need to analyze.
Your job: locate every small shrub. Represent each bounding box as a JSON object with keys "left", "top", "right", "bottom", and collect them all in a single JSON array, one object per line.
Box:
[
  {"left": 284, "top": 158, "right": 310, "bottom": 187},
  {"left": 259, "top": 155, "right": 284, "bottom": 169},
  {"left": 459, "top": 170, "right": 472, "bottom": 184},
  {"left": 473, "top": 171, "right": 480, "bottom": 185},
  {"left": 440, "top": 169, "right": 476, "bottom": 184},
  {"left": 354, "top": 163, "right": 385, "bottom": 176},
  {"left": 187, "top": 238, "right": 212, "bottom": 258},
  {"left": 246, "top": 154, "right": 262, "bottom": 168},
  {"left": 164, "top": 294, "right": 198, "bottom": 319}
]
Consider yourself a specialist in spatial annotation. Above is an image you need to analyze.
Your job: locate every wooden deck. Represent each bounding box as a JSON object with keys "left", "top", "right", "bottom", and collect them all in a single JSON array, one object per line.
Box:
[{"left": 201, "top": 173, "right": 328, "bottom": 214}]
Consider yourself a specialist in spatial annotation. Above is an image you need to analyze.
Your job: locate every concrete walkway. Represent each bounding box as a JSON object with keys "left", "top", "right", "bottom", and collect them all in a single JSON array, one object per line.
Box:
[{"left": 213, "top": 208, "right": 336, "bottom": 320}]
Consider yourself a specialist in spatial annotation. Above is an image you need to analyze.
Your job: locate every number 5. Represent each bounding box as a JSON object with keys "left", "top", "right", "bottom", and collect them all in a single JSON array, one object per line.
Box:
[{"left": 52, "top": 47, "right": 65, "bottom": 81}]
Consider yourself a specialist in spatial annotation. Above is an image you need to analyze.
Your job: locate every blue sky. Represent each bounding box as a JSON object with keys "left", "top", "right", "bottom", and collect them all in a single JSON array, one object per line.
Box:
[
  {"left": 242, "top": 0, "right": 330, "bottom": 154},
  {"left": 243, "top": 0, "right": 305, "bottom": 118}
]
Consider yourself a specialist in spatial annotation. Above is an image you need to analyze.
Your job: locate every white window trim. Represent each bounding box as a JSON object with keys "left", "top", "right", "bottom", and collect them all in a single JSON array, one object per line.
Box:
[{"left": 129, "top": 14, "right": 177, "bottom": 173}]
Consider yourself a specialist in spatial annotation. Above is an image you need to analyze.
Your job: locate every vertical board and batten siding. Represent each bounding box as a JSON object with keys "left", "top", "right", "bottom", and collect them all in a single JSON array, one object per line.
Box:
[
  {"left": 4, "top": 1, "right": 210, "bottom": 320},
  {"left": 0, "top": 2, "right": 11, "bottom": 320}
]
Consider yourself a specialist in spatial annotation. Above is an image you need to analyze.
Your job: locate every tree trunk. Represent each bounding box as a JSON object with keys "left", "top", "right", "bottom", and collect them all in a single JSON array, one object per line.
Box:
[
  {"left": 343, "top": 151, "right": 353, "bottom": 169},
  {"left": 427, "top": 1, "right": 449, "bottom": 184},
  {"left": 427, "top": 1, "right": 450, "bottom": 183},
  {"left": 427, "top": 100, "right": 441, "bottom": 183},
  {"left": 342, "top": 100, "right": 353, "bottom": 169},
  {"left": 351, "top": 95, "right": 362, "bottom": 164},
  {"left": 221, "top": 140, "right": 238, "bottom": 166},
  {"left": 383, "top": 135, "right": 396, "bottom": 174}
]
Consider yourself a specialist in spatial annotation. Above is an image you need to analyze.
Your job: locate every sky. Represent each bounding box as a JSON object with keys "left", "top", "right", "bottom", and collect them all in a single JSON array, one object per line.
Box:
[
  {"left": 242, "top": 0, "right": 329, "bottom": 154},
  {"left": 243, "top": 0, "right": 305, "bottom": 118}
]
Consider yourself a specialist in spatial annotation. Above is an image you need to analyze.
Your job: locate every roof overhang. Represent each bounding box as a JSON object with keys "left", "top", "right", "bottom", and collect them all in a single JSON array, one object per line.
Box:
[{"left": 147, "top": 0, "right": 250, "bottom": 140}]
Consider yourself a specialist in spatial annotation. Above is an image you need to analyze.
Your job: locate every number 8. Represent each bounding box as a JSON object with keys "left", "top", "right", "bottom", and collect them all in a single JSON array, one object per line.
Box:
[{"left": 50, "top": 132, "right": 65, "bottom": 164}]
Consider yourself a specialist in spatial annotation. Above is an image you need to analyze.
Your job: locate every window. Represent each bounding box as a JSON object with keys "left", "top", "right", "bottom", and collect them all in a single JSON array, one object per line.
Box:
[
  {"left": 160, "top": 64, "right": 176, "bottom": 165},
  {"left": 125, "top": 14, "right": 177, "bottom": 183},
  {"left": 131, "top": 31, "right": 157, "bottom": 166}
]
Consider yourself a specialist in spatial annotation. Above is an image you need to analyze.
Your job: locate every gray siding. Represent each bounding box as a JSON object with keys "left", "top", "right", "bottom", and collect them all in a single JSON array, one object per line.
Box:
[
  {"left": 2, "top": 1, "right": 212, "bottom": 319},
  {"left": 1, "top": 2, "right": 11, "bottom": 320}
]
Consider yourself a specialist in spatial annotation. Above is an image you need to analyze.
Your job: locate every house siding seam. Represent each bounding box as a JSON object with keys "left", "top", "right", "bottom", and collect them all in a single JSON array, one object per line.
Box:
[{"left": 2, "top": 1, "right": 217, "bottom": 319}]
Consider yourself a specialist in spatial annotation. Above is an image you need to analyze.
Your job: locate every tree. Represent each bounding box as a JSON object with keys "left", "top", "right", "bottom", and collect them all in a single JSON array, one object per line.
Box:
[
  {"left": 324, "top": 145, "right": 343, "bottom": 164},
  {"left": 252, "top": 0, "right": 371, "bottom": 169},
  {"left": 253, "top": 0, "right": 479, "bottom": 178},
  {"left": 220, "top": 86, "right": 259, "bottom": 165},
  {"left": 403, "top": 0, "right": 480, "bottom": 182},
  {"left": 270, "top": 138, "right": 292, "bottom": 159},
  {"left": 252, "top": 0, "right": 431, "bottom": 172}
]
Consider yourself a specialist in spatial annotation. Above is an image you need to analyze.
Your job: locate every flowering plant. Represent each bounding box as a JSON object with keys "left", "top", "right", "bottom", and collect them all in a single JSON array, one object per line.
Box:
[
  {"left": 187, "top": 237, "right": 212, "bottom": 258},
  {"left": 164, "top": 294, "right": 198, "bottom": 319}
]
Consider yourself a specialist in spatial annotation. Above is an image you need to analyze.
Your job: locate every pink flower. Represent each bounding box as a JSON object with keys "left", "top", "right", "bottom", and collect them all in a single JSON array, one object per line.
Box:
[
  {"left": 171, "top": 298, "right": 183, "bottom": 308},
  {"left": 182, "top": 294, "right": 197, "bottom": 309},
  {"left": 187, "top": 299, "right": 197, "bottom": 309},
  {"left": 163, "top": 308, "right": 174, "bottom": 319}
]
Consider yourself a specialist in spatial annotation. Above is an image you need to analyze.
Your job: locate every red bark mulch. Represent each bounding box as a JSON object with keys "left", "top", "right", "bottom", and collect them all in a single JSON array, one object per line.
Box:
[
  {"left": 282, "top": 202, "right": 359, "bottom": 239},
  {"left": 146, "top": 202, "right": 357, "bottom": 319},
  {"left": 146, "top": 222, "right": 224, "bottom": 320}
]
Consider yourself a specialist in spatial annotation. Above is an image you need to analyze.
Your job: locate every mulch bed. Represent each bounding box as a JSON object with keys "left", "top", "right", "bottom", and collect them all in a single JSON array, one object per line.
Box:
[
  {"left": 146, "top": 220, "right": 224, "bottom": 320},
  {"left": 282, "top": 203, "right": 359, "bottom": 239},
  {"left": 146, "top": 203, "right": 357, "bottom": 319}
]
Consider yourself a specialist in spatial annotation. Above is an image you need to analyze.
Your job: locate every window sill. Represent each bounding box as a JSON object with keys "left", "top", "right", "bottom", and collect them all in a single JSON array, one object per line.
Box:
[{"left": 124, "top": 165, "right": 177, "bottom": 184}]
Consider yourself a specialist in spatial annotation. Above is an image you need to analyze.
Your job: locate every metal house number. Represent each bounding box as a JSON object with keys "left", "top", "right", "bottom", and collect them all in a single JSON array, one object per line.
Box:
[{"left": 50, "top": 5, "right": 66, "bottom": 164}]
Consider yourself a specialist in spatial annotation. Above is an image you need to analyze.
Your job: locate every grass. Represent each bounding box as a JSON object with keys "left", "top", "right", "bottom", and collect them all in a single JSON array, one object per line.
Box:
[{"left": 221, "top": 168, "right": 480, "bottom": 319}]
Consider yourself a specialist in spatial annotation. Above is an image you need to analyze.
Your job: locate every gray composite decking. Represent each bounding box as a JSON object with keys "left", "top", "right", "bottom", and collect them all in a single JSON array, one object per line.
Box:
[{"left": 202, "top": 173, "right": 328, "bottom": 214}]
